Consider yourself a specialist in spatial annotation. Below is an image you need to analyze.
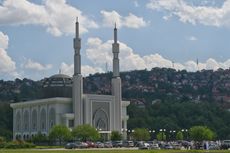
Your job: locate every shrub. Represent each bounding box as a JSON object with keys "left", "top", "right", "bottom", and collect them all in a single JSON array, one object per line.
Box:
[{"left": 3, "top": 140, "right": 35, "bottom": 149}]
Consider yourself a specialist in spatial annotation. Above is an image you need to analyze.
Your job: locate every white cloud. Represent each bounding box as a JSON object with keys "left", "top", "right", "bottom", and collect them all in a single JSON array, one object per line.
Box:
[
  {"left": 0, "top": 31, "right": 19, "bottom": 78},
  {"left": 0, "top": 31, "right": 8, "bottom": 49},
  {"left": 0, "top": 0, "right": 98, "bottom": 36},
  {"left": 22, "top": 59, "right": 52, "bottom": 71},
  {"left": 146, "top": 0, "right": 230, "bottom": 27},
  {"left": 86, "top": 37, "right": 230, "bottom": 72},
  {"left": 101, "top": 10, "right": 149, "bottom": 28},
  {"left": 60, "top": 62, "right": 104, "bottom": 77},
  {"left": 187, "top": 36, "right": 197, "bottom": 41},
  {"left": 134, "top": 1, "right": 139, "bottom": 7}
]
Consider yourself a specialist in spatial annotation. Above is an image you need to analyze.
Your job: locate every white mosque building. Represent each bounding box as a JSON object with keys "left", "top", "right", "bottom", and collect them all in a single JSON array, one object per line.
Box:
[{"left": 10, "top": 19, "right": 130, "bottom": 140}]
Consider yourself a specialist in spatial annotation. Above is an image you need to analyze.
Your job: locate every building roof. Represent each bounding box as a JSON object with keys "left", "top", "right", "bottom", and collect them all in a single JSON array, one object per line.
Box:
[{"left": 42, "top": 73, "right": 72, "bottom": 98}]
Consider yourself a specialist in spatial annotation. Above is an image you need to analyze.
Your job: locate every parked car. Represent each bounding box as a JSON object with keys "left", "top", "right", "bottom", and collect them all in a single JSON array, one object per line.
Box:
[
  {"left": 172, "top": 144, "right": 182, "bottom": 150},
  {"left": 75, "top": 141, "right": 88, "bottom": 148},
  {"left": 135, "top": 141, "right": 145, "bottom": 147},
  {"left": 221, "top": 140, "right": 230, "bottom": 149},
  {"left": 149, "top": 143, "right": 160, "bottom": 150},
  {"left": 104, "top": 141, "right": 113, "bottom": 148},
  {"left": 65, "top": 143, "right": 77, "bottom": 149},
  {"left": 138, "top": 142, "right": 150, "bottom": 150},
  {"left": 95, "top": 142, "right": 104, "bottom": 148},
  {"left": 123, "top": 141, "right": 134, "bottom": 147},
  {"left": 162, "top": 144, "right": 173, "bottom": 149},
  {"left": 209, "top": 142, "right": 220, "bottom": 150},
  {"left": 112, "top": 141, "right": 123, "bottom": 147},
  {"left": 86, "top": 141, "right": 95, "bottom": 148}
]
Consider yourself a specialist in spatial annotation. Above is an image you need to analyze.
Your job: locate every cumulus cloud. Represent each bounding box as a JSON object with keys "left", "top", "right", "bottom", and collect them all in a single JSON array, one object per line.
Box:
[
  {"left": 22, "top": 59, "right": 52, "bottom": 71},
  {"left": 86, "top": 37, "right": 230, "bottom": 72},
  {"left": 60, "top": 62, "right": 104, "bottom": 76},
  {"left": 146, "top": 0, "right": 230, "bottom": 27},
  {"left": 101, "top": 10, "right": 149, "bottom": 28},
  {"left": 0, "top": 32, "right": 19, "bottom": 78},
  {"left": 0, "top": 0, "right": 98, "bottom": 36}
]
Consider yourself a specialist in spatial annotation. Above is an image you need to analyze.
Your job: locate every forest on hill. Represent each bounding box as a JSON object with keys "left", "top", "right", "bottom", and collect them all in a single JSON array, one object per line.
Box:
[{"left": 1, "top": 68, "right": 230, "bottom": 139}]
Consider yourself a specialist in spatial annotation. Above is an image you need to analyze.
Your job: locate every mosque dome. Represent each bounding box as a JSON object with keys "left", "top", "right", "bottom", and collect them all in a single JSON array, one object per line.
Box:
[{"left": 42, "top": 73, "right": 72, "bottom": 98}]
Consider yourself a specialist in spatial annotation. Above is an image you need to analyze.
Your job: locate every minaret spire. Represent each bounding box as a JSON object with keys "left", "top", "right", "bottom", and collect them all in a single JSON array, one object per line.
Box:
[
  {"left": 112, "top": 24, "right": 119, "bottom": 77},
  {"left": 112, "top": 24, "right": 122, "bottom": 133},
  {"left": 73, "top": 17, "right": 83, "bottom": 127},
  {"left": 74, "top": 17, "right": 81, "bottom": 75},
  {"left": 114, "top": 22, "right": 117, "bottom": 43},
  {"left": 76, "top": 17, "right": 79, "bottom": 38}
]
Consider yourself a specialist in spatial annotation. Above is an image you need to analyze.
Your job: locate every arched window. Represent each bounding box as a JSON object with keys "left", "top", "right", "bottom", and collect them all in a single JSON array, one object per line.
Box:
[
  {"left": 49, "top": 108, "right": 55, "bottom": 128},
  {"left": 93, "top": 108, "right": 109, "bottom": 131},
  {"left": 23, "top": 110, "right": 29, "bottom": 131},
  {"left": 40, "top": 108, "right": 46, "bottom": 131},
  {"left": 16, "top": 111, "right": 21, "bottom": 132},
  {"left": 31, "top": 109, "right": 37, "bottom": 131}
]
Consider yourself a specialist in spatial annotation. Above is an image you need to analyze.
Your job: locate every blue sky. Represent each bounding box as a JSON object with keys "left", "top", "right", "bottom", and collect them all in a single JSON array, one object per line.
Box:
[{"left": 0, "top": 0, "right": 230, "bottom": 80}]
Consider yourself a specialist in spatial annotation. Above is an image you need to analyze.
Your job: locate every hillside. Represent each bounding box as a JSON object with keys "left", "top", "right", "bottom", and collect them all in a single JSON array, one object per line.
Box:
[{"left": 1, "top": 68, "right": 230, "bottom": 139}]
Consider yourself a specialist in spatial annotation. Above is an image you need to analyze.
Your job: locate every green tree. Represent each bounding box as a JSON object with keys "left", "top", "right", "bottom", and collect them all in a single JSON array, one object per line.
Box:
[
  {"left": 72, "top": 124, "right": 100, "bottom": 141},
  {"left": 111, "top": 131, "right": 122, "bottom": 141},
  {"left": 132, "top": 128, "right": 150, "bottom": 141},
  {"left": 0, "top": 136, "right": 5, "bottom": 144},
  {"left": 156, "top": 132, "right": 166, "bottom": 141},
  {"left": 32, "top": 132, "right": 48, "bottom": 145},
  {"left": 189, "top": 126, "right": 215, "bottom": 142},
  {"left": 49, "top": 125, "right": 71, "bottom": 145},
  {"left": 176, "top": 131, "right": 183, "bottom": 140}
]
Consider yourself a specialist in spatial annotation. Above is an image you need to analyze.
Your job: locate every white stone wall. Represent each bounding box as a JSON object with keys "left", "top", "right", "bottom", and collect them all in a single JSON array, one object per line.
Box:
[{"left": 11, "top": 98, "right": 71, "bottom": 140}]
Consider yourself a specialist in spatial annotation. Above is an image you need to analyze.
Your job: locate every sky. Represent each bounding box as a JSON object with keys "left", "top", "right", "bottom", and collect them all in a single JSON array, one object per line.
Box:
[{"left": 1, "top": 0, "right": 230, "bottom": 80}]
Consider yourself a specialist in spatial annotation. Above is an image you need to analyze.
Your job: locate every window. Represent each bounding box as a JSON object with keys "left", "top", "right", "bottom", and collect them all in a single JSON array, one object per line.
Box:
[{"left": 68, "top": 120, "right": 74, "bottom": 128}]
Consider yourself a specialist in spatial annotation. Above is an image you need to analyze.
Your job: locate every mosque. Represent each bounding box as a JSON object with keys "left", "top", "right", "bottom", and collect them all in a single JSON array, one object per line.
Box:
[{"left": 10, "top": 19, "right": 130, "bottom": 140}]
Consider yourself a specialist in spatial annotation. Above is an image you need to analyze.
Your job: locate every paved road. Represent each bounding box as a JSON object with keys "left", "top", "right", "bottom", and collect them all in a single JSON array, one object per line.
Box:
[{"left": 37, "top": 147, "right": 139, "bottom": 151}]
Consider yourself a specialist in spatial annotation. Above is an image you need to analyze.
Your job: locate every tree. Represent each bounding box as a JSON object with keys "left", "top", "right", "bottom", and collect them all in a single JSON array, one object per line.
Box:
[
  {"left": 49, "top": 125, "right": 71, "bottom": 145},
  {"left": 176, "top": 131, "right": 183, "bottom": 140},
  {"left": 32, "top": 132, "right": 48, "bottom": 145},
  {"left": 72, "top": 124, "right": 100, "bottom": 141},
  {"left": 132, "top": 128, "right": 150, "bottom": 141},
  {"left": 111, "top": 131, "right": 122, "bottom": 141},
  {"left": 156, "top": 132, "right": 166, "bottom": 141},
  {"left": 189, "top": 126, "right": 215, "bottom": 142}
]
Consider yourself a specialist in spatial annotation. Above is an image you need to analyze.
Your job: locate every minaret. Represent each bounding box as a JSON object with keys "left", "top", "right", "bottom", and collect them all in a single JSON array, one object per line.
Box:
[
  {"left": 112, "top": 23, "right": 122, "bottom": 132},
  {"left": 73, "top": 17, "right": 83, "bottom": 126}
]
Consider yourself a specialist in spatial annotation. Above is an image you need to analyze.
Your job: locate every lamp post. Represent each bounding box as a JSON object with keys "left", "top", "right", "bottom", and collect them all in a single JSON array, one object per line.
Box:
[
  {"left": 185, "top": 129, "right": 188, "bottom": 140},
  {"left": 169, "top": 130, "right": 172, "bottom": 141},
  {"left": 181, "top": 129, "right": 188, "bottom": 140},
  {"left": 127, "top": 130, "right": 131, "bottom": 140},
  {"left": 173, "top": 130, "right": 176, "bottom": 141},
  {"left": 159, "top": 129, "right": 162, "bottom": 141},
  {"left": 163, "top": 129, "right": 166, "bottom": 141},
  {"left": 152, "top": 130, "right": 155, "bottom": 140}
]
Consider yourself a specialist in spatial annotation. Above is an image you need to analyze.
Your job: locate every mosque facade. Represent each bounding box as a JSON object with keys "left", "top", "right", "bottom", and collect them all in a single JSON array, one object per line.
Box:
[{"left": 10, "top": 19, "right": 130, "bottom": 140}]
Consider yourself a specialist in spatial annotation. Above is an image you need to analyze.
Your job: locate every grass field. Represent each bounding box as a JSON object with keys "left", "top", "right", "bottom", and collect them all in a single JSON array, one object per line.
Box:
[{"left": 0, "top": 149, "right": 229, "bottom": 153}]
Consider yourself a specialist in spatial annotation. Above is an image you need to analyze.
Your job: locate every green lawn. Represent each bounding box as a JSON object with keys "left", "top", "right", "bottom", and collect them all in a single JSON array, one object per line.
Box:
[{"left": 0, "top": 149, "right": 229, "bottom": 153}]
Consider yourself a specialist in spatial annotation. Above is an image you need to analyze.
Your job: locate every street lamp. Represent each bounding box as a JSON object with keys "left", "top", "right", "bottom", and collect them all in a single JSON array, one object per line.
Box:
[
  {"left": 185, "top": 129, "right": 188, "bottom": 140},
  {"left": 163, "top": 129, "right": 166, "bottom": 141},
  {"left": 169, "top": 130, "right": 172, "bottom": 141},
  {"left": 173, "top": 130, "right": 176, "bottom": 141},
  {"left": 152, "top": 130, "right": 155, "bottom": 140}
]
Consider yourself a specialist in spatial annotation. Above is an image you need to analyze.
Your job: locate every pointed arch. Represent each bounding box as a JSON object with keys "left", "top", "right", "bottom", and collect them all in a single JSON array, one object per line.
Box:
[
  {"left": 40, "top": 108, "right": 46, "bottom": 131},
  {"left": 49, "top": 108, "right": 55, "bottom": 128},
  {"left": 31, "top": 109, "right": 37, "bottom": 131},
  {"left": 15, "top": 111, "right": 21, "bottom": 132},
  {"left": 93, "top": 108, "right": 109, "bottom": 131},
  {"left": 23, "top": 110, "right": 29, "bottom": 131}
]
